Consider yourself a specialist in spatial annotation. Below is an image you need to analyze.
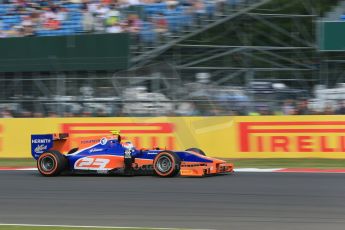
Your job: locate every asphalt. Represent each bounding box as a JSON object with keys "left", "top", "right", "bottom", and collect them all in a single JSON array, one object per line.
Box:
[{"left": 0, "top": 171, "right": 345, "bottom": 230}]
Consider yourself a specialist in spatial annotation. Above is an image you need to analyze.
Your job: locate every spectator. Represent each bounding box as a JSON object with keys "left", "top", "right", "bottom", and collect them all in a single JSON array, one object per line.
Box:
[
  {"left": 6, "top": 25, "right": 22, "bottom": 37},
  {"left": 30, "top": 11, "right": 42, "bottom": 29},
  {"left": 154, "top": 13, "right": 168, "bottom": 40},
  {"left": 88, "top": 0, "right": 100, "bottom": 13},
  {"left": 126, "top": 14, "right": 140, "bottom": 33},
  {"left": 323, "top": 104, "right": 334, "bottom": 115},
  {"left": 102, "top": 0, "right": 113, "bottom": 4},
  {"left": 48, "top": 111, "right": 58, "bottom": 117},
  {"left": 0, "top": 0, "right": 238, "bottom": 39},
  {"left": 96, "top": 108, "right": 107, "bottom": 117},
  {"left": 106, "top": 21, "right": 123, "bottom": 33},
  {"left": 21, "top": 15, "right": 34, "bottom": 36},
  {"left": 19, "top": 111, "right": 32, "bottom": 118},
  {"left": 295, "top": 99, "right": 310, "bottom": 115},
  {"left": 43, "top": 16, "right": 60, "bottom": 30},
  {"left": 82, "top": 4, "right": 95, "bottom": 32},
  {"left": 33, "top": 112, "right": 44, "bottom": 117},
  {"left": 94, "top": 5, "right": 108, "bottom": 32},
  {"left": 63, "top": 111, "right": 74, "bottom": 117},
  {"left": 215, "top": 0, "right": 226, "bottom": 15},
  {"left": 258, "top": 106, "right": 272, "bottom": 116},
  {"left": 0, "top": 19, "right": 3, "bottom": 37},
  {"left": 180, "top": 0, "right": 193, "bottom": 7},
  {"left": 336, "top": 100, "right": 345, "bottom": 114},
  {"left": 126, "top": 0, "right": 142, "bottom": 6},
  {"left": 105, "top": 4, "right": 120, "bottom": 27},
  {"left": 166, "top": 0, "right": 178, "bottom": 13},
  {"left": 95, "top": 3, "right": 109, "bottom": 18},
  {"left": 282, "top": 99, "right": 295, "bottom": 115},
  {"left": 193, "top": 0, "right": 206, "bottom": 25},
  {"left": 228, "top": 0, "right": 239, "bottom": 9},
  {"left": 1, "top": 110, "right": 13, "bottom": 118},
  {"left": 42, "top": 7, "right": 58, "bottom": 22},
  {"left": 56, "top": 7, "right": 68, "bottom": 22},
  {"left": 81, "top": 110, "right": 93, "bottom": 117}
]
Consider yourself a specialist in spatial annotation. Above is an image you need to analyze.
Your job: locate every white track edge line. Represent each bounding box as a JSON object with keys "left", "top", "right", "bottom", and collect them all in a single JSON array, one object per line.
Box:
[
  {"left": 1, "top": 168, "right": 283, "bottom": 172},
  {"left": 235, "top": 168, "right": 283, "bottom": 172},
  {"left": 0, "top": 223, "right": 214, "bottom": 230}
]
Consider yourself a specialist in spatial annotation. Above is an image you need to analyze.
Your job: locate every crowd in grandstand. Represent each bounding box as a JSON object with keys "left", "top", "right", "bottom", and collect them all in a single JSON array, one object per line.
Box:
[
  {"left": 1, "top": 99, "right": 345, "bottom": 117},
  {"left": 0, "top": 0, "right": 240, "bottom": 39}
]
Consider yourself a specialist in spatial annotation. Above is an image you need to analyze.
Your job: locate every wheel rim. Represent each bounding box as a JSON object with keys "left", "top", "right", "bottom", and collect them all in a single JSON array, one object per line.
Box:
[
  {"left": 40, "top": 156, "right": 55, "bottom": 172},
  {"left": 156, "top": 156, "right": 172, "bottom": 173}
]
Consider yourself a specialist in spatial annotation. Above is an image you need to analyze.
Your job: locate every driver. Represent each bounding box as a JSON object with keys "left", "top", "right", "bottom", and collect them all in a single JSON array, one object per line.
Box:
[
  {"left": 123, "top": 141, "right": 136, "bottom": 175},
  {"left": 110, "top": 130, "right": 136, "bottom": 175}
]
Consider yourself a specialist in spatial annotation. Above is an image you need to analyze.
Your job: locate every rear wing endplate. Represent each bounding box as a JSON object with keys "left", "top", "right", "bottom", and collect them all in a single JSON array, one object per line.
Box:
[{"left": 31, "top": 133, "right": 68, "bottom": 160}]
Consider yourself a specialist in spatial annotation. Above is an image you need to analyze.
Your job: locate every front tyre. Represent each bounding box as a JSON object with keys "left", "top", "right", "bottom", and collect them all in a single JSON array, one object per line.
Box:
[
  {"left": 37, "top": 150, "right": 68, "bottom": 177},
  {"left": 153, "top": 151, "right": 181, "bottom": 177}
]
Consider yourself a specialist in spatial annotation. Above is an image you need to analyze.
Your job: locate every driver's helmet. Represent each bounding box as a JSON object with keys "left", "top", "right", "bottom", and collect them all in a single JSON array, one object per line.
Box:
[
  {"left": 123, "top": 141, "right": 134, "bottom": 149},
  {"left": 110, "top": 130, "right": 121, "bottom": 142}
]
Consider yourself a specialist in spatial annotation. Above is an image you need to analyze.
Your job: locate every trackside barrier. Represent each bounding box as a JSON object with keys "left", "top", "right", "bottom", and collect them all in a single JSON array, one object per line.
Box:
[{"left": 1, "top": 116, "right": 345, "bottom": 158}]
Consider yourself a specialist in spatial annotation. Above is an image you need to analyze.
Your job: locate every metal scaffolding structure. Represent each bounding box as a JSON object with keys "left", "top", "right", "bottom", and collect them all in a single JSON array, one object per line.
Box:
[
  {"left": 131, "top": 0, "right": 321, "bottom": 92},
  {"left": 130, "top": 0, "right": 273, "bottom": 68},
  {"left": 0, "top": 0, "right": 342, "bottom": 116}
]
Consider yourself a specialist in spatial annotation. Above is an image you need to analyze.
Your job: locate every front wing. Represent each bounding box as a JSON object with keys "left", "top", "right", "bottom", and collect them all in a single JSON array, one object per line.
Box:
[{"left": 180, "top": 162, "right": 233, "bottom": 177}]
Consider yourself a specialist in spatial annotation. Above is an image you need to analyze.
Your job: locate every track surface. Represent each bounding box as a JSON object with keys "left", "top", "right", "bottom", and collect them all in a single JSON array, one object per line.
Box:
[{"left": 0, "top": 172, "right": 345, "bottom": 230}]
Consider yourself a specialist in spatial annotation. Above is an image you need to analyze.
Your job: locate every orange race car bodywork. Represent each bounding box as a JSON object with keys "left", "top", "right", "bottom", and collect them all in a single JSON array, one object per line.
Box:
[{"left": 31, "top": 132, "right": 234, "bottom": 177}]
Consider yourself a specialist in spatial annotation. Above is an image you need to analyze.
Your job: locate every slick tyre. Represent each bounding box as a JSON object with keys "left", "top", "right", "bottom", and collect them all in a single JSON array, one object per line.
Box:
[
  {"left": 153, "top": 151, "right": 181, "bottom": 177},
  {"left": 37, "top": 150, "right": 68, "bottom": 177},
  {"left": 186, "top": 147, "right": 206, "bottom": 156}
]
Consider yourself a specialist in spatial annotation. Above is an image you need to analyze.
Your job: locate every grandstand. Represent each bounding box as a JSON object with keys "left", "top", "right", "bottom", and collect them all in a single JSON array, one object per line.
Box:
[{"left": 0, "top": 0, "right": 344, "bottom": 117}]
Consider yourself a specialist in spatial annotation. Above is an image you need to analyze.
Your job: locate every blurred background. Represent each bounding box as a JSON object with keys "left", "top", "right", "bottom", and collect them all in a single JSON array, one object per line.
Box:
[{"left": 0, "top": 0, "right": 344, "bottom": 117}]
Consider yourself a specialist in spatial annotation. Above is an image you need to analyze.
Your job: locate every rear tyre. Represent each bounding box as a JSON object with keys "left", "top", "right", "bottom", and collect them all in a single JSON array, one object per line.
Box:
[
  {"left": 153, "top": 151, "right": 181, "bottom": 177},
  {"left": 186, "top": 148, "right": 206, "bottom": 156},
  {"left": 37, "top": 150, "right": 68, "bottom": 177}
]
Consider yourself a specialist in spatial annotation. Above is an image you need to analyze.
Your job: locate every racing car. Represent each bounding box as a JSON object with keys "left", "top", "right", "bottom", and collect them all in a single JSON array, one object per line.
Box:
[{"left": 31, "top": 131, "right": 233, "bottom": 177}]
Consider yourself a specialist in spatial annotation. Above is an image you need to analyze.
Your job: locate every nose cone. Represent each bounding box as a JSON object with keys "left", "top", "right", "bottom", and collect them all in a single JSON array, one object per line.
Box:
[{"left": 212, "top": 158, "right": 226, "bottom": 164}]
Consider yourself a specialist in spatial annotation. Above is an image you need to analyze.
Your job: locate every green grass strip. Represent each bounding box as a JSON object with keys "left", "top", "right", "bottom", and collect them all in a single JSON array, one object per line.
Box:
[{"left": 0, "top": 158, "right": 36, "bottom": 167}]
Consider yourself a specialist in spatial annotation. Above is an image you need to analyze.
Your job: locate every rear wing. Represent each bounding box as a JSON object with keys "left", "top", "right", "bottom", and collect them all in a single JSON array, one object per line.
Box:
[{"left": 31, "top": 133, "right": 69, "bottom": 160}]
